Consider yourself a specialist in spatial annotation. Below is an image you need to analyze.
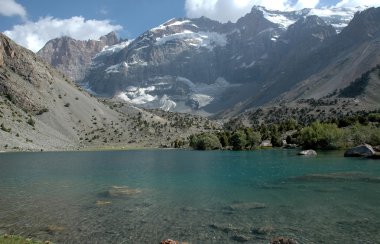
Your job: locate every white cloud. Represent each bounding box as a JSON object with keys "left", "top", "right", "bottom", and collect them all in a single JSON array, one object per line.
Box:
[
  {"left": 293, "top": 0, "right": 320, "bottom": 9},
  {"left": 4, "top": 16, "right": 122, "bottom": 52},
  {"left": 335, "top": 0, "right": 380, "bottom": 8},
  {"left": 0, "top": 0, "right": 26, "bottom": 19},
  {"left": 185, "top": 0, "right": 323, "bottom": 22},
  {"left": 185, "top": 0, "right": 288, "bottom": 22}
]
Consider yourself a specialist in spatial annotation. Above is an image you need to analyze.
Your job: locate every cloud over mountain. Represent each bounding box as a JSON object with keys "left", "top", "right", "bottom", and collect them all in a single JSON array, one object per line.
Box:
[
  {"left": 185, "top": 0, "right": 380, "bottom": 23},
  {"left": 4, "top": 16, "right": 122, "bottom": 52}
]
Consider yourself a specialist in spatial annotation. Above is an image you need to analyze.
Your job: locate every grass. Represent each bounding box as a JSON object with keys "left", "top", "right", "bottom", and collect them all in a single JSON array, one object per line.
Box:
[{"left": 0, "top": 234, "right": 50, "bottom": 244}]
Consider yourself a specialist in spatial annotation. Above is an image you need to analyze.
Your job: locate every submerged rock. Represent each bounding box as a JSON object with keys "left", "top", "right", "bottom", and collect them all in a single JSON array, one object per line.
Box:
[
  {"left": 252, "top": 226, "right": 274, "bottom": 235},
  {"left": 209, "top": 223, "right": 243, "bottom": 233},
  {"left": 297, "top": 150, "right": 317, "bottom": 156},
  {"left": 231, "top": 234, "right": 250, "bottom": 242},
  {"left": 45, "top": 225, "right": 65, "bottom": 234},
  {"left": 344, "top": 144, "right": 375, "bottom": 157},
  {"left": 96, "top": 200, "right": 112, "bottom": 206},
  {"left": 226, "top": 202, "right": 266, "bottom": 211},
  {"left": 103, "top": 186, "right": 142, "bottom": 198},
  {"left": 160, "top": 240, "right": 178, "bottom": 244},
  {"left": 292, "top": 172, "right": 380, "bottom": 183},
  {"left": 271, "top": 237, "right": 298, "bottom": 244}
]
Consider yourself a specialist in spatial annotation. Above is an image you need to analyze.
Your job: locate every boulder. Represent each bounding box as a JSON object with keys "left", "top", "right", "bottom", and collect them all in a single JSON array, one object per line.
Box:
[
  {"left": 271, "top": 237, "right": 298, "bottom": 244},
  {"left": 160, "top": 240, "right": 179, "bottom": 244},
  {"left": 298, "top": 150, "right": 317, "bottom": 156},
  {"left": 260, "top": 140, "right": 273, "bottom": 147},
  {"left": 344, "top": 144, "right": 375, "bottom": 157}
]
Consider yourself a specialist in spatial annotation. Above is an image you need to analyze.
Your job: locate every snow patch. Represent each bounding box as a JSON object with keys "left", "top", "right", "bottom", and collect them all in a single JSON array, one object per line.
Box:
[
  {"left": 95, "top": 40, "right": 132, "bottom": 58},
  {"left": 190, "top": 94, "right": 214, "bottom": 108},
  {"left": 263, "top": 12, "right": 297, "bottom": 29},
  {"left": 117, "top": 86, "right": 157, "bottom": 105},
  {"left": 159, "top": 95, "right": 177, "bottom": 111},
  {"left": 155, "top": 30, "right": 227, "bottom": 50}
]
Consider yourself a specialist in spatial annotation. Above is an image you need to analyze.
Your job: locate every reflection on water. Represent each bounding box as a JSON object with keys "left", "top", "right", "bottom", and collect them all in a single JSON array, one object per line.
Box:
[{"left": 0, "top": 150, "right": 379, "bottom": 243}]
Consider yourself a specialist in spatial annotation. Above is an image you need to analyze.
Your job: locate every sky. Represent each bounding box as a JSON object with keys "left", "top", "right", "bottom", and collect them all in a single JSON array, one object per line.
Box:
[{"left": 1, "top": 0, "right": 379, "bottom": 52}]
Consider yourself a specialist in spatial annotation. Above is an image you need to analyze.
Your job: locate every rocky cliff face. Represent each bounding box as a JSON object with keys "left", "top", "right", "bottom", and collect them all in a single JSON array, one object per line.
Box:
[{"left": 37, "top": 32, "right": 119, "bottom": 81}]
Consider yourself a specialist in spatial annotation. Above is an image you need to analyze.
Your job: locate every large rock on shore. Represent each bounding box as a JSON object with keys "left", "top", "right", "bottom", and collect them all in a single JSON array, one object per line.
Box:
[{"left": 344, "top": 144, "right": 375, "bottom": 157}]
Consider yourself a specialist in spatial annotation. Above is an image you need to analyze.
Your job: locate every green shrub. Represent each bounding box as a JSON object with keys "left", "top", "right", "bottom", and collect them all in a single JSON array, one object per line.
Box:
[
  {"left": 230, "top": 130, "right": 247, "bottom": 150},
  {"left": 299, "top": 122, "right": 344, "bottom": 149},
  {"left": 27, "top": 117, "right": 35, "bottom": 127},
  {"left": 190, "top": 133, "right": 222, "bottom": 150},
  {"left": 244, "top": 128, "right": 261, "bottom": 149},
  {"left": 1, "top": 123, "right": 11, "bottom": 133},
  {"left": 345, "top": 124, "right": 380, "bottom": 146}
]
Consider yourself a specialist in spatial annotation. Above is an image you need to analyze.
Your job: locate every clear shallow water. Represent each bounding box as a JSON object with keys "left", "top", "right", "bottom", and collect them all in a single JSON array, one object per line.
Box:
[{"left": 0, "top": 149, "right": 380, "bottom": 243}]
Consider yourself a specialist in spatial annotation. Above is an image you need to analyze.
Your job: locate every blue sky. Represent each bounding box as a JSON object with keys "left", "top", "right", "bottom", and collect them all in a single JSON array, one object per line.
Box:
[
  {"left": 0, "top": 0, "right": 187, "bottom": 39},
  {"left": 1, "top": 0, "right": 378, "bottom": 52}
]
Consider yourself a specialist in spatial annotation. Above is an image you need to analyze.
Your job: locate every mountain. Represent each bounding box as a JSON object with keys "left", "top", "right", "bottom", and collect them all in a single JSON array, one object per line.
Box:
[
  {"left": 39, "top": 6, "right": 380, "bottom": 116},
  {"left": 0, "top": 33, "right": 219, "bottom": 151},
  {"left": 37, "top": 32, "right": 120, "bottom": 82}
]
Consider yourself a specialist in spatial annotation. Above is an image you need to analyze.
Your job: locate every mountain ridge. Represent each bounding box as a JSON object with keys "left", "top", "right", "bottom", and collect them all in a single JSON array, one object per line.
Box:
[{"left": 37, "top": 6, "right": 380, "bottom": 117}]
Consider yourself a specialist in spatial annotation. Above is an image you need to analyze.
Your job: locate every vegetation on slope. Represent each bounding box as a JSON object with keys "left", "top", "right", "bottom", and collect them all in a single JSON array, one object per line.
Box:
[
  {"left": 0, "top": 234, "right": 48, "bottom": 244},
  {"left": 189, "top": 112, "right": 380, "bottom": 151}
]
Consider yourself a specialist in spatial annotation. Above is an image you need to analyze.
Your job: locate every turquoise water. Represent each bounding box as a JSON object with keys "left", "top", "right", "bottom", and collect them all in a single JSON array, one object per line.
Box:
[{"left": 0, "top": 149, "right": 380, "bottom": 243}]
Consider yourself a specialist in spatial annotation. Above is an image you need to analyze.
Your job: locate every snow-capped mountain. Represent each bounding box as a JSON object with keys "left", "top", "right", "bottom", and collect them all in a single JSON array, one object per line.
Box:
[{"left": 39, "top": 6, "right": 380, "bottom": 115}]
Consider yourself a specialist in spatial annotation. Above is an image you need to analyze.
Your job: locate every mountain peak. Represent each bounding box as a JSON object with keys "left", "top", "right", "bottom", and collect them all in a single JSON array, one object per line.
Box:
[{"left": 100, "top": 31, "right": 119, "bottom": 46}]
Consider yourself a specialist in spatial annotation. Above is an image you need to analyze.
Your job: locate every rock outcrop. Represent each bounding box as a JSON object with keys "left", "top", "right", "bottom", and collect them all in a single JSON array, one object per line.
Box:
[{"left": 37, "top": 32, "right": 119, "bottom": 81}]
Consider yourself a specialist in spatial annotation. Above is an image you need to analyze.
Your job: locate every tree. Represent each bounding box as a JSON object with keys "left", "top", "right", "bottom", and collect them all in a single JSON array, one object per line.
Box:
[
  {"left": 244, "top": 128, "right": 261, "bottom": 149},
  {"left": 217, "top": 131, "right": 230, "bottom": 147},
  {"left": 190, "top": 133, "right": 222, "bottom": 150},
  {"left": 299, "top": 122, "right": 343, "bottom": 149},
  {"left": 230, "top": 129, "right": 247, "bottom": 150}
]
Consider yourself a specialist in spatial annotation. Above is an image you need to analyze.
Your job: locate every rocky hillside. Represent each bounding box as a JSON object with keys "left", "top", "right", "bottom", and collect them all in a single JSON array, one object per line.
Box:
[
  {"left": 37, "top": 32, "right": 119, "bottom": 81},
  {"left": 0, "top": 33, "right": 219, "bottom": 151},
  {"left": 225, "top": 65, "right": 380, "bottom": 128}
]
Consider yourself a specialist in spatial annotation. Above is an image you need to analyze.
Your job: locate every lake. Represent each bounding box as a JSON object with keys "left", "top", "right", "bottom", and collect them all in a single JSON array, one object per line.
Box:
[{"left": 0, "top": 149, "right": 379, "bottom": 243}]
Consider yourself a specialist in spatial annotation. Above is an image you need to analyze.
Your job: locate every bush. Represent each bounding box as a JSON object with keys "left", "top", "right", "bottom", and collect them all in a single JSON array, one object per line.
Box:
[
  {"left": 345, "top": 124, "right": 380, "bottom": 146},
  {"left": 244, "top": 128, "right": 261, "bottom": 149},
  {"left": 230, "top": 130, "right": 247, "bottom": 150},
  {"left": 27, "top": 117, "right": 35, "bottom": 127},
  {"left": 1, "top": 123, "right": 11, "bottom": 133},
  {"left": 299, "top": 122, "right": 344, "bottom": 149},
  {"left": 190, "top": 133, "right": 222, "bottom": 150},
  {"left": 36, "top": 108, "right": 49, "bottom": 115}
]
